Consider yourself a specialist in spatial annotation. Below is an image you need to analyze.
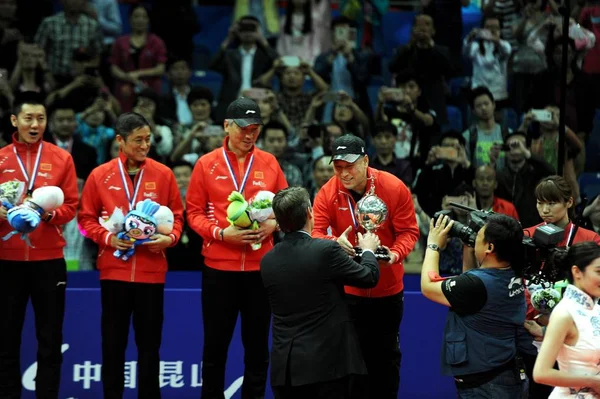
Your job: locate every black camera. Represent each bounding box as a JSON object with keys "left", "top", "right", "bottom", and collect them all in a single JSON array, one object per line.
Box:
[
  {"left": 433, "top": 203, "right": 490, "bottom": 248},
  {"left": 433, "top": 202, "right": 565, "bottom": 282}
]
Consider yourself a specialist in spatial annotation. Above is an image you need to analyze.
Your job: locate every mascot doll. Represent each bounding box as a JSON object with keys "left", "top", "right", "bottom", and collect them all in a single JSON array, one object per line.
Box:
[
  {"left": 100, "top": 199, "right": 174, "bottom": 261},
  {"left": 1, "top": 184, "right": 64, "bottom": 246}
]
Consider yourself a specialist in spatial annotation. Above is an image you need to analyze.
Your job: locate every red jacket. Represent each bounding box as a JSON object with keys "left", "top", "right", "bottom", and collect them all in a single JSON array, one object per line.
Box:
[
  {"left": 492, "top": 197, "right": 519, "bottom": 220},
  {"left": 186, "top": 138, "right": 288, "bottom": 272},
  {"left": 78, "top": 153, "right": 184, "bottom": 283},
  {"left": 524, "top": 221, "right": 600, "bottom": 319},
  {"left": 312, "top": 167, "right": 420, "bottom": 297},
  {"left": 0, "top": 133, "right": 78, "bottom": 261}
]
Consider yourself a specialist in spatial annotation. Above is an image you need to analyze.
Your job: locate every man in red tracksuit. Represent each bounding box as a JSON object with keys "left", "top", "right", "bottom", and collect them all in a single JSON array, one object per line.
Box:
[
  {"left": 0, "top": 92, "right": 79, "bottom": 399},
  {"left": 186, "top": 97, "right": 288, "bottom": 399},
  {"left": 78, "top": 112, "right": 184, "bottom": 399},
  {"left": 312, "top": 135, "right": 420, "bottom": 399}
]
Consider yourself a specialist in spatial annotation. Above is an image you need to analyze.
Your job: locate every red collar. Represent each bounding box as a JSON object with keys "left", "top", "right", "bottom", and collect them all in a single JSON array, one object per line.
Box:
[
  {"left": 11, "top": 132, "right": 43, "bottom": 152},
  {"left": 118, "top": 151, "right": 147, "bottom": 170},
  {"left": 222, "top": 136, "right": 255, "bottom": 160}
]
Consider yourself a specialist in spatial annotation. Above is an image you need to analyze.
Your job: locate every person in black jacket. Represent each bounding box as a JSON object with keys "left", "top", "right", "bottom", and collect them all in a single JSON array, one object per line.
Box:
[{"left": 261, "top": 186, "right": 380, "bottom": 399}]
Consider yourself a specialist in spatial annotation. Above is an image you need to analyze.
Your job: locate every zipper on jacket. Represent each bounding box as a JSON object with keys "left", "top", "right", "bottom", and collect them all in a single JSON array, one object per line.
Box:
[
  {"left": 24, "top": 145, "right": 31, "bottom": 261},
  {"left": 131, "top": 254, "right": 137, "bottom": 282}
]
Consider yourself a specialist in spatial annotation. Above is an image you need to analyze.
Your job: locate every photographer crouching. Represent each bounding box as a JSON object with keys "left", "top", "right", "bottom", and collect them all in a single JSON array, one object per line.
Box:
[{"left": 421, "top": 213, "right": 530, "bottom": 398}]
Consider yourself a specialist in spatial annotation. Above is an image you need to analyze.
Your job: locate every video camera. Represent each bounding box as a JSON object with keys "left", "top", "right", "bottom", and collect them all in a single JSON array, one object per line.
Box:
[{"left": 433, "top": 203, "right": 565, "bottom": 283}]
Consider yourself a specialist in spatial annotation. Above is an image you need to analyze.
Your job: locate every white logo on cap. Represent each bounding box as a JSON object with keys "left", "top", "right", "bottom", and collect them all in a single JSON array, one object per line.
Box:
[
  {"left": 336, "top": 146, "right": 347, "bottom": 150},
  {"left": 361, "top": 147, "right": 364, "bottom": 152},
  {"left": 245, "top": 110, "right": 256, "bottom": 114}
]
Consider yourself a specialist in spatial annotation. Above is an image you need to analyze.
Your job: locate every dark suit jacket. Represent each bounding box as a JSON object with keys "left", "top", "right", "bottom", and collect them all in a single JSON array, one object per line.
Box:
[
  {"left": 44, "top": 133, "right": 98, "bottom": 180},
  {"left": 260, "top": 231, "right": 380, "bottom": 387},
  {"left": 209, "top": 44, "right": 278, "bottom": 122}
]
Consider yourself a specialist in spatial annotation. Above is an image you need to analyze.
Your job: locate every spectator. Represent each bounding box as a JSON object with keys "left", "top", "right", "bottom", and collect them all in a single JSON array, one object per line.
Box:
[
  {"left": 257, "top": 59, "right": 328, "bottom": 140},
  {"left": 376, "top": 72, "right": 438, "bottom": 169},
  {"left": 233, "top": 0, "right": 280, "bottom": 46},
  {"left": 242, "top": 87, "right": 293, "bottom": 135},
  {"left": 313, "top": 16, "right": 372, "bottom": 123},
  {"left": 308, "top": 154, "right": 334, "bottom": 200},
  {"left": 46, "top": 48, "right": 119, "bottom": 115},
  {"left": 495, "top": 131, "right": 554, "bottom": 227},
  {"left": 158, "top": 58, "right": 194, "bottom": 126},
  {"left": 472, "top": 164, "right": 519, "bottom": 218},
  {"left": 88, "top": 0, "right": 122, "bottom": 48},
  {"left": 262, "top": 121, "right": 304, "bottom": 187},
  {"left": 463, "top": 86, "right": 512, "bottom": 168},
  {"left": 511, "top": 0, "right": 548, "bottom": 114},
  {"left": 76, "top": 94, "right": 116, "bottom": 164},
  {"left": 170, "top": 87, "right": 216, "bottom": 163},
  {"left": 276, "top": 0, "right": 332, "bottom": 66},
  {"left": 45, "top": 100, "right": 98, "bottom": 179},
  {"left": 463, "top": 15, "right": 512, "bottom": 109},
  {"left": 110, "top": 4, "right": 167, "bottom": 113},
  {"left": 423, "top": 0, "right": 470, "bottom": 70},
  {"left": 210, "top": 16, "right": 279, "bottom": 122},
  {"left": 370, "top": 122, "right": 413, "bottom": 185},
  {"left": 35, "top": 0, "right": 102, "bottom": 86},
  {"left": 132, "top": 88, "right": 174, "bottom": 163},
  {"left": 9, "top": 41, "right": 53, "bottom": 97},
  {"left": 413, "top": 130, "right": 475, "bottom": 216},
  {"left": 389, "top": 14, "right": 452, "bottom": 124}
]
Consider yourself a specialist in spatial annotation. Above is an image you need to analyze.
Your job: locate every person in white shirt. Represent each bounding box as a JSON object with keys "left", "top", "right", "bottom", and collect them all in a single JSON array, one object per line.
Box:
[{"left": 463, "top": 15, "right": 511, "bottom": 106}]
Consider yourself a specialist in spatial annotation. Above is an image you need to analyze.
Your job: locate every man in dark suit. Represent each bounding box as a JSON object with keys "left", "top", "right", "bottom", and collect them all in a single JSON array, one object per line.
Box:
[
  {"left": 261, "top": 187, "right": 381, "bottom": 399},
  {"left": 209, "top": 15, "right": 278, "bottom": 122},
  {"left": 45, "top": 101, "right": 98, "bottom": 179}
]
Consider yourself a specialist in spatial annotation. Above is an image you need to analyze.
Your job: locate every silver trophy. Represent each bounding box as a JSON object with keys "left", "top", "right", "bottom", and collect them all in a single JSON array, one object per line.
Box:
[{"left": 353, "top": 180, "right": 390, "bottom": 261}]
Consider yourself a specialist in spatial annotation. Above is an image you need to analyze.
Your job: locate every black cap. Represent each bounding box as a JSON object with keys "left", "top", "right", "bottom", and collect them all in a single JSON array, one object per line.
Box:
[
  {"left": 225, "top": 97, "right": 262, "bottom": 127},
  {"left": 331, "top": 135, "right": 366, "bottom": 163}
]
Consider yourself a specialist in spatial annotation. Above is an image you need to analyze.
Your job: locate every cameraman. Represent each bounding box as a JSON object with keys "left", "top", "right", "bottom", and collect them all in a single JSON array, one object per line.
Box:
[{"left": 421, "top": 213, "right": 529, "bottom": 398}]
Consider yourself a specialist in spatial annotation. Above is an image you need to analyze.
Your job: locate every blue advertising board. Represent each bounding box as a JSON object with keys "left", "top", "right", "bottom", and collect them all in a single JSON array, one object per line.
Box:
[{"left": 19, "top": 273, "right": 455, "bottom": 398}]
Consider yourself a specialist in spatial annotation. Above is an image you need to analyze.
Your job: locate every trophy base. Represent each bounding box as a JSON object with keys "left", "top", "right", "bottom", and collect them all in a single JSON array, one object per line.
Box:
[{"left": 354, "top": 246, "right": 390, "bottom": 262}]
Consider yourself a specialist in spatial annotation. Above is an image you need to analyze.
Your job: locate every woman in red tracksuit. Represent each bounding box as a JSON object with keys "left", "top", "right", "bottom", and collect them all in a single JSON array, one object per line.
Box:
[
  {"left": 522, "top": 175, "right": 600, "bottom": 399},
  {"left": 78, "top": 112, "right": 184, "bottom": 399}
]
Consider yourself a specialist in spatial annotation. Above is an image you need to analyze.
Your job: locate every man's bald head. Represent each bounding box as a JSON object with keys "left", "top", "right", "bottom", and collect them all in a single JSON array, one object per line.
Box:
[{"left": 473, "top": 165, "right": 497, "bottom": 199}]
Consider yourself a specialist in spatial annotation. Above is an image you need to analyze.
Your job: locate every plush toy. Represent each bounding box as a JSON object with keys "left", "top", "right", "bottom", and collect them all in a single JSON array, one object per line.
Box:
[
  {"left": 226, "top": 191, "right": 254, "bottom": 229},
  {"left": 2, "top": 186, "right": 64, "bottom": 246},
  {"left": 225, "top": 190, "right": 275, "bottom": 250},
  {"left": 100, "top": 199, "right": 174, "bottom": 261}
]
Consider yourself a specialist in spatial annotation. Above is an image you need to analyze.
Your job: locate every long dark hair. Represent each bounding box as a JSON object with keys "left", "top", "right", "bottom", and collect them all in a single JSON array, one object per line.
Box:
[
  {"left": 547, "top": 241, "right": 600, "bottom": 283},
  {"left": 283, "top": 0, "right": 312, "bottom": 35}
]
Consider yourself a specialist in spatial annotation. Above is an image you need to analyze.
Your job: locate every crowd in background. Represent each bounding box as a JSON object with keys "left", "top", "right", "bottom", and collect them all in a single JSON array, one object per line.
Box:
[{"left": 1, "top": 0, "right": 600, "bottom": 273}]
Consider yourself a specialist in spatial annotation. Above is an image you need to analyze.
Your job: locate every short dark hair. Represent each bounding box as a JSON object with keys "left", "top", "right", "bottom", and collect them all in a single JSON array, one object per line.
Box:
[
  {"left": 549, "top": 241, "right": 600, "bottom": 283},
  {"left": 136, "top": 88, "right": 159, "bottom": 106},
  {"left": 312, "top": 154, "right": 332, "bottom": 170},
  {"left": 166, "top": 56, "right": 191, "bottom": 70},
  {"left": 187, "top": 86, "right": 214, "bottom": 107},
  {"left": 483, "top": 214, "right": 525, "bottom": 276},
  {"left": 12, "top": 91, "right": 46, "bottom": 116},
  {"left": 331, "top": 15, "right": 356, "bottom": 30},
  {"left": 440, "top": 130, "right": 466, "bottom": 147},
  {"left": 273, "top": 187, "right": 311, "bottom": 233},
  {"left": 373, "top": 122, "right": 397, "bottom": 138},
  {"left": 115, "top": 112, "right": 150, "bottom": 140},
  {"left": 395, "top": 71, "right": 422, "bottom": 88},
  {"left": 170, "top": 160, "right": 194, "bottom": 171},
  {"left": 470, "top": 86, "right": 495, "bottom": 108},
  {"left": 263, "top": 120, "right": 289, "bottom": 139}
]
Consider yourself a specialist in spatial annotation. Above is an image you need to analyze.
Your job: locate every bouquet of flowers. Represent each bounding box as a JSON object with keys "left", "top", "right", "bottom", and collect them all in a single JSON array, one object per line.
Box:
[
  {"left": 530, "top": 281, "right": 566, "bottom": 314},
  {"left": 226, "top": 190, "right": 275, "bottom": 250},
  {"left": 0, "top": 180, "right": 26, "bottom": 208}
]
